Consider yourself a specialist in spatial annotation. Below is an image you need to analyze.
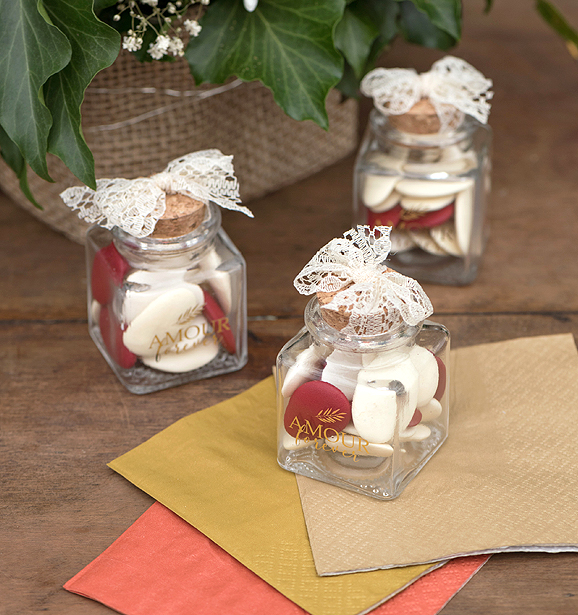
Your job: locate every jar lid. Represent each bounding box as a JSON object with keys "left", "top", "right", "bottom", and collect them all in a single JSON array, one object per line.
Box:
[{"left": 150, "top": 194, "right": 206, "bottom": 239}]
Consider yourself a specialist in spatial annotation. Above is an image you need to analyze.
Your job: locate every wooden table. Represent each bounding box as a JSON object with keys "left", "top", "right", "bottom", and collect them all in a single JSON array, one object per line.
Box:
[{"left": 2, "top": 1, "right": 578, "bottom": 613}]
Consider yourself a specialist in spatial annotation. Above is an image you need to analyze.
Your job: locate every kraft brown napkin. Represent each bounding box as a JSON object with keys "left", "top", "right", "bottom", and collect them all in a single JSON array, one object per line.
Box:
[
  {"left": 297, "top": 334, "right": 578, "bottom": 575},
  {"left": 108, "top": 377, "right": 439, "bottom": 615}
]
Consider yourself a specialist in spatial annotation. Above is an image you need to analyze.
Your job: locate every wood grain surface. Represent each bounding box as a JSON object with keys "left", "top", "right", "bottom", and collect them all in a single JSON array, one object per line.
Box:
[{"left": 2, "top": 0, "right": 578, "bottom": 613}]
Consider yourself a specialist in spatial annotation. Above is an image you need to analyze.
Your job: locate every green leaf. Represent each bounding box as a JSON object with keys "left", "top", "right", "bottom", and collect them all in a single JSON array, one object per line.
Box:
[
  {"left": 398, "top": 0, "right": 457, "bottom": 49},
  {"left": 536, "top": 0, "right": 578, "bottom": 59},
  {"left": 93, "top": 0, "right": 117, "bottom": 13},
  {"left": 334, "top": 3, "right": 379, "bottom": 78},
  {"left": 0, "top": 0, "right": 72, "bottom": 182},
  {"left": 0, "top": 125, "right": 41, "bottom": 208},
  {"left": 365, "top": 0, "right": 400, "bottom": 44},
  {"left": 43, "top": 0, "right": 120, "bottom": 189},
  {"left": 336, "top": 58, "right": 361, "bottom": 98},
  {"left": 400, "top": 0, "right": 461, "bottom": 40},
  {"left": 185, "top": 0, "right": 346, "bottom": 130}
]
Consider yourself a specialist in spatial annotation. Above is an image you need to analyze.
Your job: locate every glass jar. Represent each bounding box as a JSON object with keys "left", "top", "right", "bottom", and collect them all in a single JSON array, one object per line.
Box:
[
  {"left": 354, "top": 111, "right": 491, "bottom": 285},
  {"left": 276, "top": 298, "right": 449, "bottom": 500},
  {"left": 86, "top": 202, "right": 247, "bottom": 394}
]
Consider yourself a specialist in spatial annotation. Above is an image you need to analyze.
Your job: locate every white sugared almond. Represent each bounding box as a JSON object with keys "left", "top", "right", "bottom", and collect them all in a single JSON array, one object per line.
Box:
[
  {"left": 400, "top": 423, "right": 431, "bottom": 442},
  {"left": 322, "top": 350, "right": 364, "bottom": 400},
  {"left": 400, "top": 194, "right": 455, "bottom": 213},
  {"left": 408, "top": 229, "right": 449, "bottom": 256},
  {"left": 396, "top": 178, "right": 474, "bottom": 199},
  {"left": 325, "top": 432, "right": 394, "bottom": 458},
  {"left": 418, "top": 398, "right": 443, "bottom": 421},
  {"left": 123, "top": 286, "right": 205, "bottom": 356},
  {"left": 409, "top": 345, "right": 439, "bottom": 407},
  {"left": 142, "top": 336, "right": 219, "bottom": 373},
  {"left": 430, "top": 222, "right": 463, "bottom": 257},
  {"left": 362, "top": 174, "right": 399, "bottom": 208},
  {"left": 455, "top": 186, "right": 475, "bottom": 254},
  {"left": 281, "top": 345, "right": 326, "bottom": 398},
  {"left": 367, "top": 190, "right": 401, "bottom": 213}
]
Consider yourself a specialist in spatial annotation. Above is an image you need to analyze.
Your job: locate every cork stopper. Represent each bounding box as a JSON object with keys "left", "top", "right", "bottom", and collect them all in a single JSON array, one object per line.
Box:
[
  {"left": 317, "top": 284, "right": 352, "bottom": 331},
  {"left": 388, "top": 98, "right": 441, "bottom": 135},
  {"left": 150, "top": 193, "right": 206, "bottom": 238}
]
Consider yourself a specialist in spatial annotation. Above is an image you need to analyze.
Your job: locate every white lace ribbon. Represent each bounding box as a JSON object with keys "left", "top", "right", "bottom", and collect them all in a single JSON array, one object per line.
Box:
[
  {"left": 361, "top": 56, "right": 493, "bottom": 130},
  {"left": 60, "top": 149, "right": 253, "bottom": 238},
  {"left": 294, "top": 226, "right": 433, "bottom": 336}
]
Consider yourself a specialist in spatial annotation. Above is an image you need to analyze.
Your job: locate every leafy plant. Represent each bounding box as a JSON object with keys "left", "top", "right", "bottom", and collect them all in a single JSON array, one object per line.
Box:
[{"left": 0, "top": 0, "right": 575, "bottom": 209}]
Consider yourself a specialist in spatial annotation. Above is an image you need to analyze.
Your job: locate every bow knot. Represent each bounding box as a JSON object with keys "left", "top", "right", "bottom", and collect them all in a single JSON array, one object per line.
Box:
[
  {"left": 361, "top": 56, "right": 493, "bottom": 131},
  {"left": 294, "top": 226, "right": 433, "bottom": 336},
  {"left": 61, "top": 149, "right": 253, "bottom": 238}
]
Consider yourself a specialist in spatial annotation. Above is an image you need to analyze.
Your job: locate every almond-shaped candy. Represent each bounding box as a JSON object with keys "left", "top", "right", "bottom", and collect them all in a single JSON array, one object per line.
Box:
[
  {"left": 91, "top": 242, "right": 130, "bottom": 305},
  {"left": 321, "top": 350, "right": 364, "bottom": 400},
  {"left": 284, "top": 380, "right": 351, "bottom": 439},
  {"left": 418, "top": 398, "right": 443, "bottom": 421},
  {"left": 142, "top": 336, "right": 219, "bottom": 373},
  {"left": 434, "top": 356, "right": 447, "bottom": 400},
  {"left": 455, "top": 186, "right": 475, "bottom": 254},
  {"left": 351, "top": 383, "right": 398, "bottom": 444},
  {"left": 325, "top": 432, "right": 393, "bottom": 458},
  {"left": 409, "top": 345, "right": 440, "bottom": 407},
  {"left": 362, "top": 174, "right": 399, "bottom": 208},
  {"left": 430, "top": 222, "right": 463, "bottom": 257},
  {"left": 400, "top": 194, "right": 455, "bottom": 213},
  {"left": 403, "top": 158, "right": 469, "bottom": 175},
  {"left": 202, "top": 289, "right": 236, "bottom": 354},
  {"left": 401, "top": 203, "right": 454, "bottom": 230},
  {"left": 196, "top": 248, "right": 232, "bottom": 314},
  {"left": 390, "top": 229, "right": 416, "bottom": 253},
  {"left": 123, "top": 286, "right": 205, "bottom": 357},
  {"left": 123, "top": 269, "right": 194, "bottom": 323},
  {"left": 366, "top": 151, "right": 407, "bottom": 171},
  {"left": 354, "top": 355, "right": 419, "bottom": 442},
  {"left": 282, "top": 427, "right": 315, "bottom": 450},
  {"left": 367, "top": 204, "right": 402, "bottom": 230},
  {"left": 366, "top": 190, "right": 401, "bottom": 213},
  {"left": 396, "top": 177, "right": 474, "bottom": 199},
  {"left": 408, "top": 229, "right": 449, "bottom": 256},
  {"left": 282, "top": 345, "right": 326, "bottom": 398},
  {"left": 99, "top": 304, "right": 137, "bottom": 369}
]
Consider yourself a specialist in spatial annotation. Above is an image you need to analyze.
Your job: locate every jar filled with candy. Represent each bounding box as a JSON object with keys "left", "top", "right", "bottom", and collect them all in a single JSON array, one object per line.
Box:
[
  {"left": 354, "top": 57, "right": 493, "bottom": 285},
  {"left": 276, "top": 226, "right": 449, "bottom": 500},
  {"left": 62, "top": 150, "right": 253, "bottom": 394}
]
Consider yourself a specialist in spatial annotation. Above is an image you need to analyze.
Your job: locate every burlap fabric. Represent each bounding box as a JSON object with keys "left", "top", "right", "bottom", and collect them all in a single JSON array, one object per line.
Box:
[{"left": 0, "top": 51, "right": 357, "bottom": 244}]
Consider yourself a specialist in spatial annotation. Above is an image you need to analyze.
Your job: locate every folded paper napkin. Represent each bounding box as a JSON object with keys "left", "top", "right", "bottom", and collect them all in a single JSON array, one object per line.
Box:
[
  {"left": 297, "top": 334, "right": 578, "bottom": 575},
  {"left": 64, "top": 501, "right": 489, "bottom": 615},
  {"left": 108, "top": 378, "right": 438, "bottom": 615}
]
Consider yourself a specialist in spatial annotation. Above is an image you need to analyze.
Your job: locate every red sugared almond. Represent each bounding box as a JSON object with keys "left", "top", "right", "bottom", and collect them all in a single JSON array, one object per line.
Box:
[
  {"left": 99, "top": 304, "right": 137, "bottom": 369},
  {"left": 284, "top": 380, "right": 351, "bottom": 439},
  {"left": 367, "top": 203, "right": 403, "bottom": 229},
  {"left": 400, "top": 203, "right": 454, "bottom": 230},
  {"left": 408, "top": 409, "right": 423, "bottom": 428},
  {"left": 434, "top": 356, "right": 447, "bottom": 400},
  {"left": 91, "top": 243, "right": 130, "bottom": 305},
  {"left": 202, "top": 289, "right": 236, "bottom": 354}
]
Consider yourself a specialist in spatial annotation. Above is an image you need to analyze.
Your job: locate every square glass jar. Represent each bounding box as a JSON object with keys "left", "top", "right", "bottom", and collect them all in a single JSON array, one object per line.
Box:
[
  {"left": 276, "top": 298, "right": 449, "bottom": 500},
  {"left": 354, "top": 111, "right": 492, "bottom": 285},
  {"left": 86, "top": 203, "right": 247, "bottom": 394}
]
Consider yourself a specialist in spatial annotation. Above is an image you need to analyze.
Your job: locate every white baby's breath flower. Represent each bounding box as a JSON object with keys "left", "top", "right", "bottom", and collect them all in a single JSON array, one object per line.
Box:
[
  {"left": 243, "top": 0, "right": 258, "bottom": 11},
  {"left": 200, "top": 0, "right": 210, "bottom": 5},
  {"left": 122, "top": 34, "right": 143, "bottom": 52},
  {"left": 140, "top": 0, "right": 158, "bottom": 6},
  {"left": 167, "top": 2, "right": 177, "bottom": 13},
  {"left": 148, "top": 34, "right": 171, "bottom": 59},
  {"left": 168, "top": 36, "right": 185, "bottom": 57},
  {"left": 184, "top": 19, "right": 202, "bottom": 37}
]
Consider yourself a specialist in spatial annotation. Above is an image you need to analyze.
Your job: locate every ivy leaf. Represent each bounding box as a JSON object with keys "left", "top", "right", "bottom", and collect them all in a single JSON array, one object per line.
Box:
[
  {"left": 0, "top": 125, "right": 40, "bottom": 208},
  {"left": 0, "top": 0, "right": 71, "bottom": 182},
  {"left": 398, "top": 0, "right": 457, "bottom": 49},
  {"left": 93, "top": 0, "right": 117, "bottom": 13},
  {"left": 334, "top": 3, "right": 379, "bottom": 79},
  {"left": 400, "top": 0, "right": 461, "bottom": 40},
  {"left": 43, "top": 0, "right": 120, "bottom": 189},
  {"left": 185, "top": 0, "right": 346, "bottom": 130},
  {"left": 536, "top": 0, "right": 578, "bottom": 59}
]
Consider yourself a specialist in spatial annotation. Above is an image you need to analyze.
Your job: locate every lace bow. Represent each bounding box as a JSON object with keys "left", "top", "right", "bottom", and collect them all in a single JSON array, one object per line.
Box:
[
  {"left": 61, "top": 149, "right": 253, "bottom": 238},
  {"left": 361, "top": 56, "right": 493, "bottom": 131},
  {"left": 294, "top": 226, "right": 433, "bottom": 336}
]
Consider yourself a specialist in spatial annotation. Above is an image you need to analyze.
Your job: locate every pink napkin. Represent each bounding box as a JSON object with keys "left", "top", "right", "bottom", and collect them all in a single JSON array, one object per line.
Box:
[{"left": 64, "top": 502, "right": 488, "bottom": 615}]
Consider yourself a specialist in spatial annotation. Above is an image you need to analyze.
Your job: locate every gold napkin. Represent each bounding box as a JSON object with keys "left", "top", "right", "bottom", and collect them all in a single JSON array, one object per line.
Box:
[
  {"left": 297, "top": 334, "right": 578, "bottom": 576},
  {"left": 108, "top": 377, "right": 439, "bottom": 615}
]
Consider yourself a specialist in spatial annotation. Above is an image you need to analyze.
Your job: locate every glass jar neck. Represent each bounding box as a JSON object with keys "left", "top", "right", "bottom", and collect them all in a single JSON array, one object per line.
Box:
[
  {"left": 112, "top": 201, "right": 221, "bottom": 267},
  {"left": 369, "top": 108, "right": 479, "bottom": 150},
  {"left": 304, "top": 297, "right": 421, "bottom": 353}
]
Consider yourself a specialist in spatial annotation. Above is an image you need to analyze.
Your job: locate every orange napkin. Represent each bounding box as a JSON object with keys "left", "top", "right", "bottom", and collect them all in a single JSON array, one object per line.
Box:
[{"left": 64, "top": 501, "right": 489, "bottom": 615}]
